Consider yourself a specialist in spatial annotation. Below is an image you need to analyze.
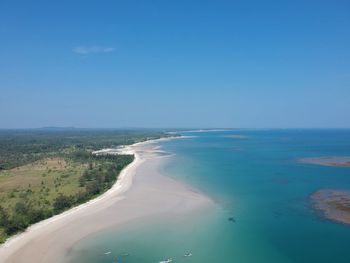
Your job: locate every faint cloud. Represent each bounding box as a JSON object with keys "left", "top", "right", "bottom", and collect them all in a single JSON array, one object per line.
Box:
[{"left": 72, "top": 46, "right": 115, "bottom": 55}]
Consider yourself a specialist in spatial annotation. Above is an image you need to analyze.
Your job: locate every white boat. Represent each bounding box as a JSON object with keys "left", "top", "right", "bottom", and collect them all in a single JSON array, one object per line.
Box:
[
  {"left": 159, "top": 258, "right": 173, "bottom": 263},
  {"left": 104, "top": 251, "right": 111, "bottom": 255},
  {"left": 184, "top": 252, "right": 192, "bottom": 257}
]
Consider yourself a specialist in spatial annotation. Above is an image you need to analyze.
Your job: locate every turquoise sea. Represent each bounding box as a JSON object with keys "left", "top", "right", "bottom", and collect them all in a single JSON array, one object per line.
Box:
[{"left": 68, "top": 129, "right": 350, "bottom": 263}]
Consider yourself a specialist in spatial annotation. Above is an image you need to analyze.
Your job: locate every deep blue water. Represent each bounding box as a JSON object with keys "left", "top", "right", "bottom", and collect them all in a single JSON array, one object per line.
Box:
[{"left": 69, "top": 129, "right": 350, "bottom": 263}]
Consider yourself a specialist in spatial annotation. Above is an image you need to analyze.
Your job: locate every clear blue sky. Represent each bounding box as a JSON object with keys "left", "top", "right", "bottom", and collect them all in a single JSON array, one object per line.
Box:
[{"left": 0, "top": 0, "right": 349, "bottom": 128}]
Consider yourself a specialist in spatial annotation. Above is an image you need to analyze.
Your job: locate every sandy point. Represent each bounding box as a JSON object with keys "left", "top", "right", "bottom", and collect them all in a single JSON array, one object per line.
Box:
[{"left": 0, "top": 136, "right": 214, "bottom": 263}]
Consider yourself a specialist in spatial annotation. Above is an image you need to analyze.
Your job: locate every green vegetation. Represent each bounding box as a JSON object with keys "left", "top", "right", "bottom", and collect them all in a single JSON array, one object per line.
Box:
[
  {"left": 0, "top": 128, "right": 168, "bottom": 170},
  {"left": 0, "top": 129, "right": 170, "bottom": 243}
]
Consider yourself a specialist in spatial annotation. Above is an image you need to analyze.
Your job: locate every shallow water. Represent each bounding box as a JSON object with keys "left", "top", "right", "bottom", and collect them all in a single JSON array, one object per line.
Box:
[{"left": 68, "top": 129, "right": 350, "bottom": 263}]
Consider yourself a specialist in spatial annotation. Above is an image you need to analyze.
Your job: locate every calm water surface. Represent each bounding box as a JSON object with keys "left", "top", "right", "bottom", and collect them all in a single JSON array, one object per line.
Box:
[{"left": 68, "top": 129, "right": 350, "bottom": 263}]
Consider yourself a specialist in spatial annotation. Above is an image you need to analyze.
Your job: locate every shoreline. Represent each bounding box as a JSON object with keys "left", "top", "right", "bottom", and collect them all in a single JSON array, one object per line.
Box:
[
  {"left": 0, "top": 138, "right": 144, "bottom": 249},
  {"left": 0, "top": 136, "right": 178, "bottom": 248},
  {"left": 0, "top": 135, "right": 214, "bottom": 263}
]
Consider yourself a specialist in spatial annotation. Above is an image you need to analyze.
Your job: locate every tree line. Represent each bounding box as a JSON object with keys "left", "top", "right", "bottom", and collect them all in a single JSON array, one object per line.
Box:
[{"left": 0, "top": 129, "right": 168, "bottom": 170}]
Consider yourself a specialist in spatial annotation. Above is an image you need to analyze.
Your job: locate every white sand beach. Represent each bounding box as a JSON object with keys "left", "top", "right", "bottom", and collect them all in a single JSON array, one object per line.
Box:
[{"left": 0, "top": 138, "right": 214, "bottom": 263}]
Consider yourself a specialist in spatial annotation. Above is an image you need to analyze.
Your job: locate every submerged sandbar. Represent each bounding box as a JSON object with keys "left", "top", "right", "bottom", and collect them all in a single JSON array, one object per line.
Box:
[
  {"left": 224, "top": 134, "right": 248, "bottom": 139},
  {"left": 311, "top": 189, "right": 350, "bottom": 225}
]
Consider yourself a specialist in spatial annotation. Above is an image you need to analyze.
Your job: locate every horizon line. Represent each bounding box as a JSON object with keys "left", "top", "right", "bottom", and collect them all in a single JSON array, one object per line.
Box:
[{"left": 1, "top": 127, "right": 350, "bottom": 131}]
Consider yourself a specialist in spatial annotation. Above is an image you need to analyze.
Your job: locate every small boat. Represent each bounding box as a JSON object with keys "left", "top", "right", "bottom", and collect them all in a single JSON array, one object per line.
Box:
[
  {"left": 159, "top": 258, "right": 173, "bottom": 263},
  {"left": 104, "top": 251, "right": 111, "bottom": 255},
  {"left": 228, "top": 217, "right": 236, "bottom": 222},
  {"left": 184, "top": 252, "right": 192, "bottom": 257}
]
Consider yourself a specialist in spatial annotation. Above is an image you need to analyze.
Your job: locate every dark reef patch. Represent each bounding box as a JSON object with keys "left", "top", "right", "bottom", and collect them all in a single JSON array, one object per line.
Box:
[
  {"left": 300, "top": 157, "right": 350, "bottom": 167},
  {"left": 311, "top": 189, "right": 350, "bottom": 225}
]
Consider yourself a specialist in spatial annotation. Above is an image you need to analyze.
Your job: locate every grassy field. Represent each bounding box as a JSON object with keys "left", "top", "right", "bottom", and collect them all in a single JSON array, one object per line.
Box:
[
  {"left": 0, "top": 158, "right": 86, "bottom": 209},
  {"left": 0, "top": 157, "right": 88, "bottom": 242}
]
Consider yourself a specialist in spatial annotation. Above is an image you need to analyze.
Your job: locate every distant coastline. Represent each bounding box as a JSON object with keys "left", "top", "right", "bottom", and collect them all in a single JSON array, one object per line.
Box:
[{"left": 169, "top": 128, "right": 233, "bottom": 134}]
